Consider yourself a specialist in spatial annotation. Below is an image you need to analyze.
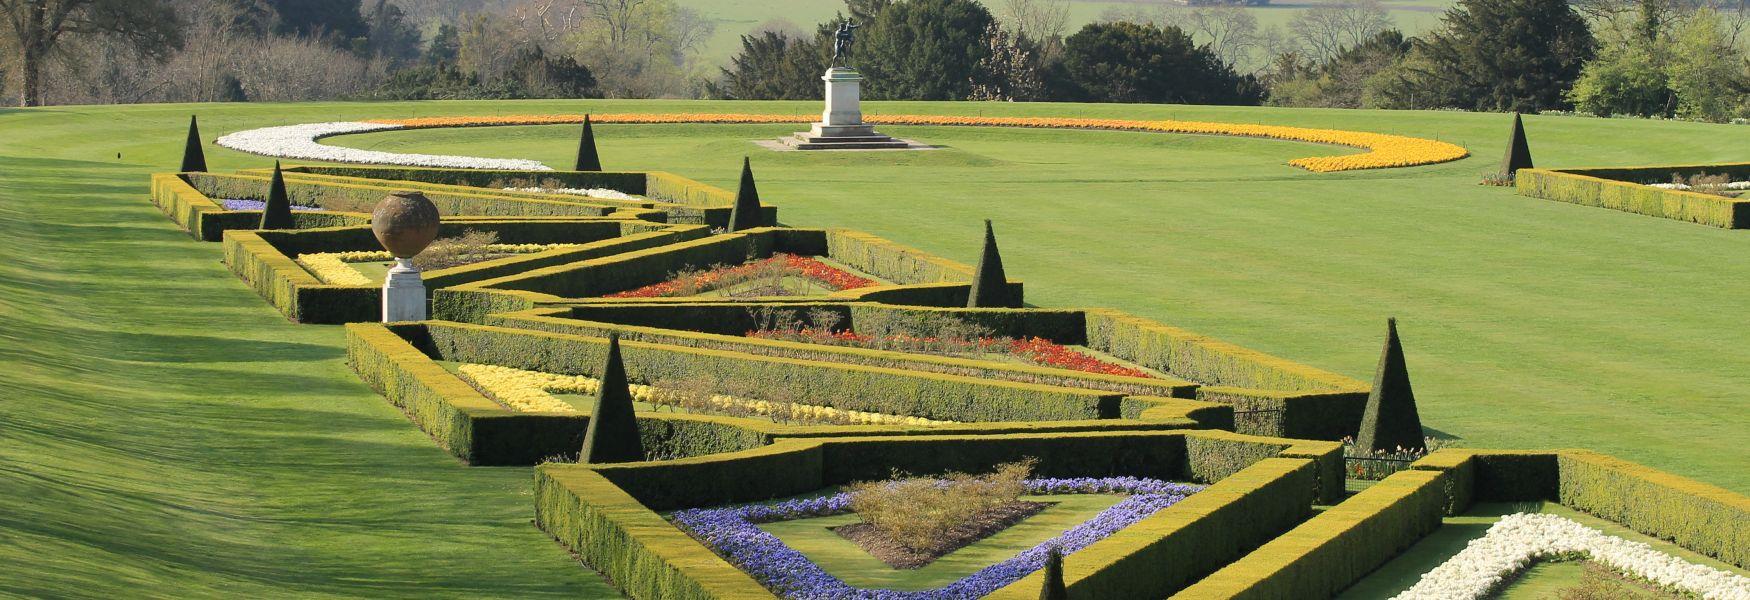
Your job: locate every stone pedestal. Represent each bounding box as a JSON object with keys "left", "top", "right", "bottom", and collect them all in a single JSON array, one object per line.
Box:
[
  {"left": 781, "top": 67, "right": 911, "bottom": 150},
  {"left": 382, "top": 258, "right": 427, "bottom": 322}
]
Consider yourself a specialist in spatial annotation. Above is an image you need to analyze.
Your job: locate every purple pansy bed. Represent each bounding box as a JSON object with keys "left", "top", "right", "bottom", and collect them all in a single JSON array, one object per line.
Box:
[
  {"left": 670, "top": 477, "right": 1204, "bottom": 599},
  {"left": 221, "top": 198, "right": 321, "bottom": 212}
]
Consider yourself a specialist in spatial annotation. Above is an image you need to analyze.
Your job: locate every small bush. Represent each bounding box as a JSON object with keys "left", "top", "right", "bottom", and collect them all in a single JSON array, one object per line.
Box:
[
  {"left": 1671, "top": 172, "right": 1740, "bottom": 197},
  {"left": 1555, "top": 561, "right": 1682, "bottom": 600},
  {"left": 416, "top": 230, "right": 501, "bottom": 270},
  {"left": 848, "top": 458, "right": 1037, "bottom": 553},
  {"left": 1481, "top": 171, "right": 1516, "bottom": 186}
]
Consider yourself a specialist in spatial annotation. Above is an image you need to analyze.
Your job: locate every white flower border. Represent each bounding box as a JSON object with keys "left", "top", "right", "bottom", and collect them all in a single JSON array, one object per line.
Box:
[
  {"left": 1391, "top": 513, "right": 1750, "bottom": 600},
  {"left": 214, "top": 121, "right": 552, "bottom": 171}
]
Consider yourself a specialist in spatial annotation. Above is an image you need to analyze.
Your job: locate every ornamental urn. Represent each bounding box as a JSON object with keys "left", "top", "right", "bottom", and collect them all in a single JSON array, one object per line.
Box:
[{"left": 371, "top": 191, "right": 441, "bottom": 259}]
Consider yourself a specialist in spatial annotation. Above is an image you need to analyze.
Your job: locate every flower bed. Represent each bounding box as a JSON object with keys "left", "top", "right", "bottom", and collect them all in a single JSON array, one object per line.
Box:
[
  {"left": 500, "top": 186, "right": 641, "bottom": 201},
  {"left": 669, "top": 477, "right": 1203, "bottom": 599},
  {"left": 604, "top": 253, "right": 875, "bottom": 298},
  {"left": 1390, "top": 513, "right": 1750, "bottom": 599},
  {"left": 219, "top": 198, "right": 321, "bottom": 212},
  {"left": 294, "top": 243, "right": 577, "bottom": 285},
  {"left": 214, "top": 113, "right": 1466, "bottom": 174},
  {"left": 747, "top": 329, "right": 1156, "bottom": 379}
]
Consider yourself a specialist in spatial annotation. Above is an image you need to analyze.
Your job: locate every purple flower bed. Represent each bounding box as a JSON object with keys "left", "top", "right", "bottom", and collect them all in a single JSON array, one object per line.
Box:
[
  {"left": 220, "top": 198, "right": 321, "bottom": 212},
  {"left": 670, "top": 477, "right": 1203, "bottom": 599}
]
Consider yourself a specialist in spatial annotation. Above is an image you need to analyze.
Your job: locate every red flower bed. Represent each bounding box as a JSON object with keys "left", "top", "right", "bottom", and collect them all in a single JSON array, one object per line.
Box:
[
  {"left": 605, "top": 253, "right": 874, "bottom": 298},
  {"left": 746, "top": 329, "right": 1154, "bottom": 379}
]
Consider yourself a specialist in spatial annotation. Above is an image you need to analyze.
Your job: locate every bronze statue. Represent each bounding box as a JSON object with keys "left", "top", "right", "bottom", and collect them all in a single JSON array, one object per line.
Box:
[{"left": 831, "top": 21, "right": 860, "bottom": 67}]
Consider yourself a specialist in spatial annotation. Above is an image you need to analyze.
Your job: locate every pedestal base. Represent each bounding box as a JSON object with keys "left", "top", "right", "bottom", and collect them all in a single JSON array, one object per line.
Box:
[
  {"left": 781, "top": 123, "right": 912, "bottom": 150},
  {"left": 382, "top": 258, "right": 427, "bottom": 322}
]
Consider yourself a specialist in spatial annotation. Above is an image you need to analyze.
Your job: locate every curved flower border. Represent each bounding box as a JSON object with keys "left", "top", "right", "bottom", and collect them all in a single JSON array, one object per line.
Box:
[
  {"left": 213, "top": 113, "right": 1468, "bottom": 174},
  {"left": 1390, "top": 513, "right": 1750, "bottom": 600},
  {"left": 670, "top": 477, "right": 1202, "bottom": 599}
]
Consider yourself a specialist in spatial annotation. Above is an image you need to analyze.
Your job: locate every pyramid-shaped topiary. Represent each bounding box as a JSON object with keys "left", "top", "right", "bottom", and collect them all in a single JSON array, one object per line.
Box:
[
  {"left": 967, "top": 220, "right": 1019, "bottom": 308},
  {"left": 258, "top": 161, "right": 295, "bottom": 230},
  {"left": 1039, "top": 545, "right": 1068, "bottom": 600},
  {"left": 1355, "top": 318, "right": 1426, "bottom": 453},
  {"left": 580, "top": 333, "right": 644, "bottom": 464},
  {"left": 1501, "top": 112, "right": 1534, "bottom": 176},
  {"left": 726, "top": 156, "right": 763, "bottom": 232},
  {"left": 181, "top": 115, "right": 207, "bottom": 173},
  {"left": 575, "top": 114, "right": 601, "bottom": 171}
]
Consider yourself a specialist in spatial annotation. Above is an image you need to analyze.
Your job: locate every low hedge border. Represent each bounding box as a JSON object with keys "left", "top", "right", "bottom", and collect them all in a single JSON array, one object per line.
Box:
[
  {"left": 224, "top": 220, "right": 706, "bottom": 323},
  {"left": 534, "top": 430, "right": 1332, "bottom": 600},
  {"left": 1515, "top": 166, "right": 1750, "bottom": 229},
  {"left": 150, "top": 173, "right": 368, "bottom": 241},
  {"left": 188, "top": 171, "right": 625, "bottom": 220}
]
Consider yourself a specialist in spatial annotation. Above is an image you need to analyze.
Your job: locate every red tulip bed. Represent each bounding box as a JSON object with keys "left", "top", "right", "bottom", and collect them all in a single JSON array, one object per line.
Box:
[
  {"left": 746, "top": 328, "right": 1156, "bottom": 379},
  {"left": 605, "top": 253, "right": 875, "bottom": 298}
]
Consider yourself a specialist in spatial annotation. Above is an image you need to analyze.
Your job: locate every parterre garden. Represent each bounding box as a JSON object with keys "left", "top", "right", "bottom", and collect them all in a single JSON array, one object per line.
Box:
[
  {"left": 118, "top": 107, "right": 1750, "bottom": 599},
  {"left": 8, "top": 100, "right": 1750, "bottom": 598}
]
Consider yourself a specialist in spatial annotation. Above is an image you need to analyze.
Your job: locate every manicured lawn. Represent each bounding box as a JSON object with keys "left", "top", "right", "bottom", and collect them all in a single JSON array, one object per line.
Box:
[{"left": 4, "top": 98, "right": 1749, "bottom": 597}]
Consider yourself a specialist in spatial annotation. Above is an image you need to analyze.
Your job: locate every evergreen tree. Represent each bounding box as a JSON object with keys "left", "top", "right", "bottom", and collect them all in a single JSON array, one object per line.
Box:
[
  {"left": 575, "top": 115, "right": 602, "bottom": 171},
  {"left": 967, "top": 220, "right": 1019, "bottom": 308},
  {"left": 180, "top": 115, "right": 207, "bottom": 173},
  {"left": 1411, "top": 0, "right": 1595, "bottom": 111},
  {"left": 858, "top": 0, "right": 996, "bottom": 100},
  {"left": 727, "top": 157, "right": 764, "bottom": 232},
  {"left": 1039, "top": 545, "right": 1068, "bottom": 600},
  {"left": 1501, "top": 113, "right": 1534, "bottom": 175},
  {"left": 708, "top": 30, "right": 827, "bottom": 100},
  {"left": 259, "top": 161, "right": 295, "bottom": 230},
  {"left": 1048, "top": 21, "right": 1261, "bottom": 105},
  {"left": 580, "top": 334, "right": 644, "bottom": 464},
  {"left": 1355, "top": 318, "right": 1426, "bottom": 453}
]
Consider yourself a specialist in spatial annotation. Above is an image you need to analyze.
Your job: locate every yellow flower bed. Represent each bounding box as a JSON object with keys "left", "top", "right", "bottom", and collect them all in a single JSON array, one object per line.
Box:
[
  {"left": 365, "top": 113, "right": 1467, "bottom": 173},
  {"left": 294, "top": 244, "right": 578, "bottom": 285},
  {"left": 454, "top": 363, "right": 953, "bottom": 426}
]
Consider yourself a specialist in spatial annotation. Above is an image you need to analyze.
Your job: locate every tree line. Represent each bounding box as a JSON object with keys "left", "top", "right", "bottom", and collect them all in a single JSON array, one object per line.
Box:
[{"left": 3, "top": 0, "right": 1750, "bottom": 122}]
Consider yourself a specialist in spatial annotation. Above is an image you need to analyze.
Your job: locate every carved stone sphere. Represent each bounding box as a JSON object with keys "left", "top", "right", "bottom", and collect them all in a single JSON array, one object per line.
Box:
[{"left": 371, "top": 191, "right": 441, "bottom": 259}]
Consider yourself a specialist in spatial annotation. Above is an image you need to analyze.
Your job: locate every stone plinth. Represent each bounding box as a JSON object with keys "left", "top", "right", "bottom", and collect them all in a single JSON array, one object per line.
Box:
[
  {"left": 781, "top": 67, "right": 911, "bottom": 150},
  {"left": 382, "top": 258, "right": 427, "bottom": 322}
]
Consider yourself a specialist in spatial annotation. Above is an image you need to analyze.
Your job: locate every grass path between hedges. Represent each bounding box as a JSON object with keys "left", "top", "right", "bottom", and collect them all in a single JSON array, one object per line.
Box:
[{"left": 3, "top": 99, "right": 1750, "bottom": 597}]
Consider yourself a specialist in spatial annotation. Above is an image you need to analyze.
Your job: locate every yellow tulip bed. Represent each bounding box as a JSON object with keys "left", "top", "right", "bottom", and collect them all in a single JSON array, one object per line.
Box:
[
  {"left": 365, "top": 113, "right": 1468, "bottom": 173},
  {"left": 455, "top": 363, "right": 954, "bottom": 426},
  {"left": 294, "top": 243, "right": 579, "bottom": 285}
]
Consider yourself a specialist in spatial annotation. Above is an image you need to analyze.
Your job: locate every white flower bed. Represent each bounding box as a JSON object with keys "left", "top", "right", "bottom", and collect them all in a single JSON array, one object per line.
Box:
[
  {"left": 214, "top": 121, "right": 552, "bottom": 171},
  {"left": 1392, "top": 513, "right": 1750, "bottom": 600},
  {"left": 500, "top": 186, "right": 640, "bottom": 201},
  {"left": 1648, "top": 181, "right": 1750, "bottom": 190}
]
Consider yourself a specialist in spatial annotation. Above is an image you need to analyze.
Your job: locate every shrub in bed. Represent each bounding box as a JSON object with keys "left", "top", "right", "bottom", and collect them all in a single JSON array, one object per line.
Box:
[
  {"left": 728, "top": 156, "right": 762, "bottom": 232},
  {"left": 180, "top": 115, "right": 207, "bottom": 173},
  {"left": 1502, "top": 112, "right": 1533, "bottom": 175},
  {"left": 581, "top": 334, "right": 644, "bottom": 464},
  {"left": 968, "top": 220, "right": 1020, "bottom": 308},
  {"left": 259, "top": 162, "right": 295, "bottom": 230},
  {"left": 1039, "top": 546, "right": 1067, "bottom": 600},
  {"left": 1355, "top": 318, "right": 1425, "bottom": 453},
  {"left": 575, "top": 115, "right": 602, "bottom": 171},
  {"left": 846, "top": 458, "right": 1035, "bottom": 553}
]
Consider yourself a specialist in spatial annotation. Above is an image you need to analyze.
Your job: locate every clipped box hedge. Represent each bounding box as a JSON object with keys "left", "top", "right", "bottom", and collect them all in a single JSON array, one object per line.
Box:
[
  {"left": 150, "top": 173, "right": 366, "bottom": 241},
  {"left": 1515, "top": 166, "right": 1750, "bottom": 229}
]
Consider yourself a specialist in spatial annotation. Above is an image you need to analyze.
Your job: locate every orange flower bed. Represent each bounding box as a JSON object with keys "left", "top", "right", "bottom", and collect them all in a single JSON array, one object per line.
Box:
[{"left": 364, "top": 113, "right": 1468, "bottom": 173}]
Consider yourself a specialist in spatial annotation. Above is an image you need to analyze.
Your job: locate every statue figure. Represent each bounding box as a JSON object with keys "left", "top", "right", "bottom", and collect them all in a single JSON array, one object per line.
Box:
[{"left": 831, "top": 21, "right": 860, "bottom": 67}]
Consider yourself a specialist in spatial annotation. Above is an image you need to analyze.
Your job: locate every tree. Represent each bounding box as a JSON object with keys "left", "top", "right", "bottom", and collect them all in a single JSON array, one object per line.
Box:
[
  {"left": 579, "top": 333, "right": 644, "bottom": 464},
  {"left": 575, "top": 114, "right": 601, "bottom": 171},
  {"left": 263, "top": 0, "right": 367, "bottom": 41},
  {"left": 1268, "top": 29, "right": 1409, "bottom": 108},
  {"left": 708, "top": 29, "right": 825, "bottom": 100},
  {"left": 858, "top": 0, "right": 995, "bottom": 100},
  {"left": 260, "top": 161, "right": 295, "bottom": 230},
  {"left": 0, "top": 0, "right": 184, "bottom": 107},
  {"left": 1666, "top": 8, "right": 1749, "bottom": 122},
  {"left": 727, "top": 157, "right": 763, "bottom": 232},
  {"left": 1410, "top": 0, "right": 1595, "bottom": 111},
  {"left": 180, "top": 115, "right": 207, "bottom": 173},
  {"left": 967, "top": 220, "right": 1019, "bottom": 308},
  {"left": 425, "top": 23, "right": 460, "bottom": 65},
  {"left": 1355, "top": 318, "right": 1425, "bottom": 453},
  {"left": 1048, "top": 21, "right": 1261, "bottom": 105},
  {"left": 1289, "top": 0, "right": 1393, "bottom": 63},
  {"left": 970, "top": 22, "right": 1047, "bottom": 101},
  {"left": 998, "top": 0, "right": 1070, "bottom": 43}
]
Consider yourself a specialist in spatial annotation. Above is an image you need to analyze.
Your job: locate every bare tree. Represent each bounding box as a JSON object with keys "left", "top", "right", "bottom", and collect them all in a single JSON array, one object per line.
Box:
[
  {"left": 1172, "top": 6, "right": 1264, "bottom": 69},
  {"left": 999, "top": 0, "right": 1071, "bottom": 41},
  {"left": 0, "top": 0, "right": 183, "bottom": 106},
  {"left": 1288, "top": 0, "right": 1393, "bottom": 62}
]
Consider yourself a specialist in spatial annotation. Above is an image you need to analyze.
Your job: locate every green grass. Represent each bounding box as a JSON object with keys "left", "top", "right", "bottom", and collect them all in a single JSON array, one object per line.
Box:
[
  {"left": 758, "top": 493, "right": 1124, "bottom": 591},
  {"left": 4, "top": 98, "right": 1750, "bottom": 597},
  {"left": 1337, "top": 502, "right": 1750, "bottom": 597}
]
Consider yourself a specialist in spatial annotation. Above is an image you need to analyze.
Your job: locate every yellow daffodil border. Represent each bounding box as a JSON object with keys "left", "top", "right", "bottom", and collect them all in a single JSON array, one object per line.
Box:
[
  {"left": 364, "top": 113, "right": 1470, "bottom": 173},
  {"left": 455, "top": 363, "right": 954, "bottom": 426}
]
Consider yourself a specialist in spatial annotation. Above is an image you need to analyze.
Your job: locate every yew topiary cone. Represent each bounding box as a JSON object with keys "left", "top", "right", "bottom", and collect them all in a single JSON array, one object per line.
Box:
[
  {"left": 1501, "top": 113, "right": 1534, "bottom": 175},
  {"left": 580, "top": 333, "right": 644, "bottom": 464},
  {"left": 181, "top": 115, "right": 207, "bottom": 173},
  {"left": 967, "top": 220, "right": 1019, "bottom": 308},
  {"left": 1355, "top": 318, "right": 1426, "bottom": 453},
  {"left": 1039, "top": 546, "right": 1068, "bottom": 600},
  {"left": 259, "top": 161, "right": 295, "bottom": 230},
  {"left": 575, "top": 114, "right": 601, "bottom": 171},
  {"left": 727, "top": 156, "right": 763, "bottom": 232}
]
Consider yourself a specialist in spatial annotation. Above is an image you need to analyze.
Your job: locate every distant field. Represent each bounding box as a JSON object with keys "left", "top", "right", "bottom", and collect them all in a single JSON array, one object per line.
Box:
[{"left": 686, "top": 0, "right": 1454, "bottom": 69}]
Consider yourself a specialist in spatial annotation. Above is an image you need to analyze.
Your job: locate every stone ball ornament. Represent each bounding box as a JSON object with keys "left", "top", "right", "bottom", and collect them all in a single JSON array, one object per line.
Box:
[{"left": 371, "top": 191, "right": 441, "bottom": 259}]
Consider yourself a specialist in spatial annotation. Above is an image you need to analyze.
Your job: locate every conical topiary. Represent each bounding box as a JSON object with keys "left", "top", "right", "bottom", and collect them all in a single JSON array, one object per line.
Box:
[
  {"left": 1501, "top": 112, "right": 1534, "bottom": 175},
  {"left": 575, "top": 114, "right": 601, "bottom": 171},
  {"left": 727, "top": 156, "right": 763, "bottom": 232},
  {"left": 181, "top": 115, "right": 208, "bottom": 172},
  {"left": 580, "top": 333, "right": 644, "bottom": 464},
  {"left": 1355, "top": 318, "right": 1426, "bottom": 453},
  {"left": 967, "top": 220, "right": 1019, "bottom": 308},
  {"left": 1039, "top": 546, "right": 1067, "bottom": 600},
  {"left": 259, "top": 161, "right": 295, "bottom": 230}
]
